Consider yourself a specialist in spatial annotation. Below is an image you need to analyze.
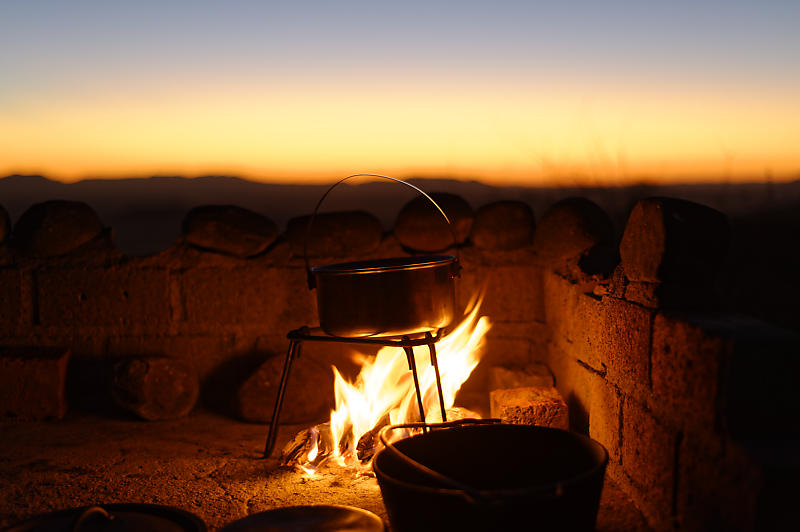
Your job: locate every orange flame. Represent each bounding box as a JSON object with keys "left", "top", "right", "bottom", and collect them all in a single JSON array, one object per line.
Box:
[{"left": 298, "top": 296, "right": 490, "bottom": 473}]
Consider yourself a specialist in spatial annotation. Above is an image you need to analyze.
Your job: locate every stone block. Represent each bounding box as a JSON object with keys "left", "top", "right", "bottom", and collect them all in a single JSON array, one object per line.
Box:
[
  {"left": 0, "top": 347, "right": 70, "bottom": 420},
  {"left": 394, "top": 192, "right": 472, "bottom": 252},
  {"left": 37, "top": 266, "right": 171, "bottom": 330},
  {"left": 182, "top": 205, "right": 279, "bottom": 258},
  {"left": 0, "top": 268, "right": 24, "bottom": 334},
  {"left": 180, "top": 266, "right": 316, "bottom": 331},
  {"left": 587, "top": 374, "right": 622, "bottom": 465},
  {"left": 598, "top": 298, "right": 653, "bottom": 395},
  {"left": 651, "top": 313, "right": 726, "bottom": 430},
  {"left": 619, "top": 197, "right": 729, "bottom": 284},
  {"left": 470, "top": 200, "right": 534, "bottom": 250},
  {"left": 532, "top": 197, "right": 614, "bottom": 266},
  {"left": 11, "top": 200, "right": 105, "bottom": 257},
  {"left": 488, "top": 362, "right": 553, "bottom": 390},
  {"left": 541, "top": 269, "right": 581, "bottom": 342},
  {"left": 490, "top": 386, "right": 569, "bottom": 429},
  {"left": 460, "top": 264, "right": 544, "bottom": 323},
  {"left": 286, "top": 210, "right": 382, "bottom": 258},
  {"left": 621, "top": 397, "right": 678, "bottom": 525},
  {"left": 111, "top": 356, "right": 199, "bottom": 420},
  {"left": 234, "top": 353, "right": 333, "bottom": 424}
]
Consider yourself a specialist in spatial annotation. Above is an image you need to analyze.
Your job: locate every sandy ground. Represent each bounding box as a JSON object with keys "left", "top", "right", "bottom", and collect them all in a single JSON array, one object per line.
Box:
[{"left": 0, "top": 410, "right": 649, "bottom": 530}]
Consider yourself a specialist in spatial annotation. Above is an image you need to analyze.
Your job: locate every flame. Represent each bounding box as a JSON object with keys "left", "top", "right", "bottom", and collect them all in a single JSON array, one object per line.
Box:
[{"left": 297, "top": 295, "right": 490, "bottom": 473}]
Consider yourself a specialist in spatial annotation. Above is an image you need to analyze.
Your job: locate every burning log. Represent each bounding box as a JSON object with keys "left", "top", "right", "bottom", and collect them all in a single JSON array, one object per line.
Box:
[{"left": 356, "top": 415, "right": 390, "bottom": 462}]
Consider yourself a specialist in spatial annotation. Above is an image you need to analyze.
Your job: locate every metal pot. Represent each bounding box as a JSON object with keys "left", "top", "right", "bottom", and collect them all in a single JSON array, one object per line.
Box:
[
  {"left": 373, "top": 422, "right": 608, "bottom": 532},
  {"left": 305, "top": 175, "right": 460, "bottom": 338}
]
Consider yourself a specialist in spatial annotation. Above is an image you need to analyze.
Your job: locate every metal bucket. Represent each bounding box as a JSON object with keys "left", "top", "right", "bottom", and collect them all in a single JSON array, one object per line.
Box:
[
  {"left": 372, "top": 422, "right": 608, "bottom": 532},
  {"left": 305, "top": 174, "right": 460, "bottom": 337}
]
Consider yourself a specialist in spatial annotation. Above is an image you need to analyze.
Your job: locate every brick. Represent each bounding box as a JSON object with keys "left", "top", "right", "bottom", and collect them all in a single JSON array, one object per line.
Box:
[
  {"left": 621, "top": 397, "right": 678, "bottom": 526},
  {"left": 651, "top": 313, "right": 726, "bottom": 430},
  {"left": 542, "top": 269, "right": 581, "bottom": 343},
  {"left": 619, "top": 197, "right": 729, "bottom": 284},
  {"left": 532, "top": 197, "right": 614, "bottom": 266},
  {"left": 470, "top": 200, "right": 534, "bottom": 250},
  {"left": 180, "top": 266, "right": 316, "bottom": 331},
  {"left": 235, "top": 353, "right": 333, "bottom": 424},
  {"left": 458, "top": 264, "right": 544, "bottom": 323},
  {"left": 287, "top": 210, "right": 382, "bottom": 258},
  {"left": 488, "top": 362, "right": 553, "bottom": 390},
  {"left": 111, "top": 356, "right": 199, "bottom": 421},
  {"left": 394, "top": 193, "right": 472, "bottom": 252},
  {"left": 37, "top": 267, "right": 170, "bottom": 330},
  {"left": 11, "top": 200, "right": 104, "bottom": 257},
  {"left": 598, "top": 298, "right": 653, "bottom": 395},
  {"left": 182, "top": 205, "right": 279, "bottom": 258},
  {"left": 490, "top": 386, "right": 568, "bottom": 429},
  {"left": 587, "top": 374, "right": 622, "bottom": 466},
  {"left": 0, "top": 347, "right": 70, "bottom": 420},
  {"left": 0, "top": 269, "right": 24, "bottom": 335}
]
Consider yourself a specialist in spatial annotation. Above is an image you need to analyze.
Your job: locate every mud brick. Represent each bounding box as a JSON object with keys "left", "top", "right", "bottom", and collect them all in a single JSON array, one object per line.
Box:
[
  {"left": 181, "top": 266, "right": 316, "bottom": 330},
  {"left": 488, "top": 362, "right": 553, "bottom": 390},
  {"left": 470, "top": 200, "right": 535, "bottom": 250},
  {"left": 37, "top": 267, "right": 170, "bottom": 330},
  {"left": 0, "top": 347, "right": 70, "bottom": 420},
  {"left": 598, "top": 298, "right": 653, "bottom": 396},
  {"left": 587, "top": 373, "right": 622, "bottom": 465},
  {"left": 651, "top": 313, "right": 726, "bottom": 430},
  {"left": 532, "top": 197, "right": 614, "bottom": 265},
  {"left": 542, "top": 269, "right": 581, "bottom": 344},
  {"left": 458, "top": 264, "right": 544, "bottom": 323},
  {"left": 619, "top": 197, "right": 729, "bottom": 284},
  {"left": 394, "top": 193, "right": 472, "bottom": 252},
  {"left": 0, "top": 269, "right": 25, "bottom": 334},
  {"left": 287, "top": 210, "right": 382, "bottom": 258},
  {"left": 490, "top": 386, "right": 568, "bottom": 429},
  {"left": 621, "top": 397, "right": 678, "bottom": 526}
]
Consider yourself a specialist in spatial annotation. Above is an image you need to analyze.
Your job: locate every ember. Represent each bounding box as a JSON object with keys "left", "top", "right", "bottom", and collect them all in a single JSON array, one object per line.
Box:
[{"left": 283, "top": 296, "right": 490, "bottom": 474}]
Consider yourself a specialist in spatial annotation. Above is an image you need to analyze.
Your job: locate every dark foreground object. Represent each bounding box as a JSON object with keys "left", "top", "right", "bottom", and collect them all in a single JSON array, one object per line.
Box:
[
  {"left": 219, "top": 505, "right": 384, "bottom": 531},
  {"left": 374, "top": 424, "right": 608, "bottom": 532},
  {"left": 5, "top": 503, "right": 206, "bottom": 532}
]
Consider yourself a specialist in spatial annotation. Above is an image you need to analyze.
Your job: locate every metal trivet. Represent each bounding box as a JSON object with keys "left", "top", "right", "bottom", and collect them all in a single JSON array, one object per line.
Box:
[{"left": 263, "top": 327, "right": 449, "bottom": 458}]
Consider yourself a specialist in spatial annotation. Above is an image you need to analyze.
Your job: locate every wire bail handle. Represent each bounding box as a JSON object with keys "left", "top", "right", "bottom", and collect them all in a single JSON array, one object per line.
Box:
[{"left": 303, "top": 173, "right": 462, "bottom": 290}]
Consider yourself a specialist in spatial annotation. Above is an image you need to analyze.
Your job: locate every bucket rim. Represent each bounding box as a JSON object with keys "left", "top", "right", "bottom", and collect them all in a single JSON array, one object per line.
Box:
[{"left": 373, "top": 424, "right": 609, "bottom": 502}]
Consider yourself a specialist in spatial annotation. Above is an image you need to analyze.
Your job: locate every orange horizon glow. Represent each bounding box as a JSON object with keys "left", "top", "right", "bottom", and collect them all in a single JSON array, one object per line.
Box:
[{"left": 4, "top": 81, "right": 798, "bottom": 187}]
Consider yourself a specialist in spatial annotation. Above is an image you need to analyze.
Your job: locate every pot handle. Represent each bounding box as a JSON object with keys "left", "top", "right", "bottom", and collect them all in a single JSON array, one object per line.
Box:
[
  {"left": 379, "top": 419, "right": 500, "bottom": 504},
  {"left": 304, "top": 173, "right": 462, "bottom": 289}
]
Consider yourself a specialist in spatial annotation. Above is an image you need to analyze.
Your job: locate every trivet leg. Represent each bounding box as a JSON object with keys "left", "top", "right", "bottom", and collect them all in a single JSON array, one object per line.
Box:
[
  {"left": 263, "top": 339, "right": 301, "bottom": 458},
  {"left": 426, "top": 332, "right": 448, "bottom": 423},
  {"left": 402, "top": 341, "right": 427, "bottom": 428}
]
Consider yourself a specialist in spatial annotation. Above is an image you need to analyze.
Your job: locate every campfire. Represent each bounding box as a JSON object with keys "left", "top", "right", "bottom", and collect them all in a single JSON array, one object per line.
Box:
[{"left": 282, "top": 296, "right": 491, "bottom": 475}]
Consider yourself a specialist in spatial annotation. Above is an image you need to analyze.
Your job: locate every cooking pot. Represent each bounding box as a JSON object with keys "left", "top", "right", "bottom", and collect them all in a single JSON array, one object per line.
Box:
[
  {"left": 305, "top": 175, "right": 460, "bottom": 337},
  {"left": 373, "top": 421, "right": 608, "bottom": 532}
]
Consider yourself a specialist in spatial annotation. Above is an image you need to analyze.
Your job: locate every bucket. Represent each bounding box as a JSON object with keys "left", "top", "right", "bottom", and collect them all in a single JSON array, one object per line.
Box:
[{"left": 372, "top": 422, "right": 608, "bottom": 532}]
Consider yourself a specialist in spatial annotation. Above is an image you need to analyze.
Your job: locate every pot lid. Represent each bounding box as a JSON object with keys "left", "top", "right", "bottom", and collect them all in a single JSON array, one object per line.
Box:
[
  {"left": 219, "top": 505, "right": 384, "bottom": 532},
  {"left": 6, "top": 503, "right": 207, "bottom": 532}
]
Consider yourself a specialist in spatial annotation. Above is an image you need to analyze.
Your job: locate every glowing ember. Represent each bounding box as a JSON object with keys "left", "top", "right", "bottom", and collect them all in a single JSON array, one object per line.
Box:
[{"left": 287, "top": 296, "right": 490, "bottom": 475}]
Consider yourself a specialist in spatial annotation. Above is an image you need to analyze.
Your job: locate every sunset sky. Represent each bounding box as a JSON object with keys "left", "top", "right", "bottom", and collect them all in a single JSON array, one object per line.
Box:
[{"left": 1, "top": 1, "right": 799, "bottom": 185}]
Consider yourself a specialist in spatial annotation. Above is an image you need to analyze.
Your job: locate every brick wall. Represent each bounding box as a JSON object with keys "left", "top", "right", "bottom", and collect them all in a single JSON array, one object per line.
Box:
[{"left": 1, "top": 195, "right": 798, "bottom": 530}]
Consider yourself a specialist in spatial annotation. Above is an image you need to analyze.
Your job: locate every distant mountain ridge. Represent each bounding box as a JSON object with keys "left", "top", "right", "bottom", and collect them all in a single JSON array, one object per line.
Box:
[{"left": 2, "top": 174, "right": 798, "bottom": 256}]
